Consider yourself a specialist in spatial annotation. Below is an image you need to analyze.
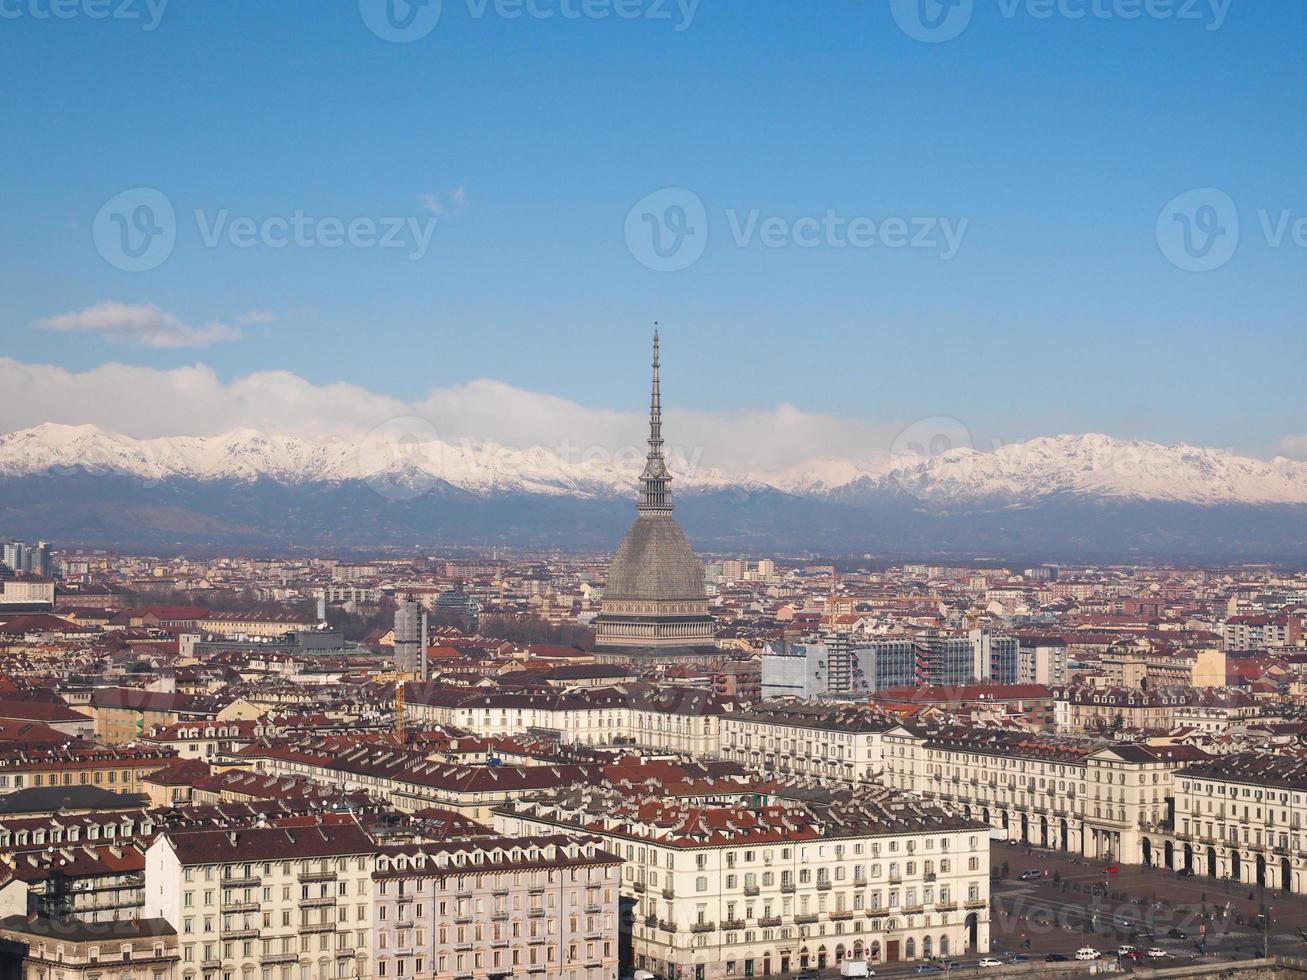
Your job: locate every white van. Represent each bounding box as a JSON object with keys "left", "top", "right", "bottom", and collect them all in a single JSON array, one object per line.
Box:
[{"left": 840, "top": 961, "right": 874, "bottom": 978}]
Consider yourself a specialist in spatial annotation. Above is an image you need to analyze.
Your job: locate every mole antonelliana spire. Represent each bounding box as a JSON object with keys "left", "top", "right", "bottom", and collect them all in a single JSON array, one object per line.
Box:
[{"left": 592, "top": 330, "right": 719, "bottom": 666}]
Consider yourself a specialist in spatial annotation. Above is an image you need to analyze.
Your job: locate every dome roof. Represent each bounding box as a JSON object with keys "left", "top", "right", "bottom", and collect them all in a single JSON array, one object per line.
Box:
[{"left": 605, "top": 514, "right": 706, "bottom": 601}]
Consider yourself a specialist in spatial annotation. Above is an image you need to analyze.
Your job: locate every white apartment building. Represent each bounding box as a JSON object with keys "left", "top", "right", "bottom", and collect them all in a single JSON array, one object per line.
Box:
[
  {"left": 881, "top": 723, "right": 1208, "bottom": 863},
  {"left": 496, "top": 784, "right": 991, "bottom": 980},
  {"left": 717, "top": 701, "right": 895, "bottom": 784},
  {"left": 143, "top": 821, "right": 378, "bottom": 980},
  {"left": 1162, "top": 754, "right": 1307, "bottom": 894},
  {"left": 405, "top": 686, "right": 725, "bottom": 755}
]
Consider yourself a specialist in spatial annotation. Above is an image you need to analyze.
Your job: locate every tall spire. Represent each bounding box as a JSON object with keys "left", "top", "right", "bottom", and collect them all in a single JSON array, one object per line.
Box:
[{"left": 639, "top": 327, "right": 673, "bottom": 514}]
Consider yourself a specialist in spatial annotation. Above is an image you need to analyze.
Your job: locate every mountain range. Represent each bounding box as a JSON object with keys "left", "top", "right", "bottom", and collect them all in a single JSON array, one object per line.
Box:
[{"left": 3, "top": 423, "right": 1307, "bottom": 560}]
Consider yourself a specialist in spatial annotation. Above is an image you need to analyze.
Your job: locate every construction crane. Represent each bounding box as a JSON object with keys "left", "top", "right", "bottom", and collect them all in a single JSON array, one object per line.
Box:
[{"left": 373, "top": 670, "right": 416, "bottom": 743}]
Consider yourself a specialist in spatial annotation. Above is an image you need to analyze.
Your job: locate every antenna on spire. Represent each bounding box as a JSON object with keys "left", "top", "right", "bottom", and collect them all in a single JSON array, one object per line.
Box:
[{"left": 639, "top": 327, "right": 672, "bottom": 515}]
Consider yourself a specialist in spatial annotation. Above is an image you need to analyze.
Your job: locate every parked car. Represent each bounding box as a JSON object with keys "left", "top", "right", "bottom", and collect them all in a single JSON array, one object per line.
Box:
[
  {"left": 1106, "top": 865, "right": 1120, "bottom": 874},
  {"left": 1044, "top": 954, "right": 1068, "bottom": 962},
  {"left": 1019, "top": 869, "right": 1043, "bottom": 881},
  {"left": 1148, "top": 949, "right": 1170, "bottom": 958},
  {"left": 978, "top": 958, "right": 1003, "bottom": 968},
  {"left": 1117, "top": 945, "right": 1137, "bottom": 956},
  {"left": 1076, "top": 948, "right": 1102, "bottom": 961},
  {"left": 1168, "top": 928, "right": 1188, "bottom": 940},
  {"left": 1177, "top": 867, "right": 1196, "bottom": 877},
  {"left": 840, "top": 961, "right": 874, "bottom": 978},
  {"left": 914, "top": 964, "right": 939, "bottom": 974},
  {"left": 797, "top": 971, "right": 820, "bottom": 980}
]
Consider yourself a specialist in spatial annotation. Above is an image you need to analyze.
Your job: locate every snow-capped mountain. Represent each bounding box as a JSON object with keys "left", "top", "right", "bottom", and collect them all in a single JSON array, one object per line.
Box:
[
  {"left": 2, "top": 423, "right": 1306, "bottom": 506},
  {"left": 0, "top": 423, "right": 743, "bottom": 498},
  {"left": 4, "top": 422, "right": 1307, "bottom": 558},
  {"left": 828, "top": 434, "right": 1307, "bottom": 507}
]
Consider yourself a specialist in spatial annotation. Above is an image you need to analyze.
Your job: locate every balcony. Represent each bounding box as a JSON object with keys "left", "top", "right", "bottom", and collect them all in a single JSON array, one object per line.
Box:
[
  {"left": 528, "top": 907, "right": 545, "bottom": 918},
  {"left": 965, "top": 899, "right": 988, "bottom": 909},
  {"left": 643, "top": 914, "right": 657, "bottom": 928},
  {"left": 221, "top": 928, "right": 260, "bottom": 940},
  {"left": 491, "top": 910, "right": 509, "bottom": 921},
  {"left": 902, "top": 903, "right": 924, "bottom": 914},
  {"left": 221, "top": 901, "right": 260, "bottom": 914},
  {"left": 888, "top": 874, "right": 902, "bottom": 884},
  {"left": 222, "top": 876, "right": 261, "bottom": 888},
  {"left": 632, "top": 881, "right": 646, "bottom": 893},
  {"left": 722, "top": 918, "right": 745, "bottom": 931},
  {"left": 302, "top": 921, "right": 336, "bottom": 934},
  {"left": 260, "top": 953, "right": 298, "bottom": 966},
  {"left": 743, "top": 884, "right": 760, "bottom": 897},
  {"left": 690, "top": 922, "right": 716, "bottom": 934},
  {"left": 201, "top": 961, "right": 222, "bottom": 971},
  {"left": 298, "top": 871, "right": 337, "bottom": 883},
  {"left": 924, "top": 873, "right": 937, "bottom": 883},
  {"left": 794, "top": 913, "right": 818, "bottom": 925},
  {"left": 780, "top": 882, "right": 796, "bottom": 894},
  {"left": 829, "top": 910, "right": 854, "bottom": 921},
  {"left": 936, "top": 901, "right": 958, "bottom": 912},
  {"left": 661, "top": 887, "right": 675, "bottom": 900},
  {"left": 758, "top": 915, "right": 782, "bottom": 928},
  {"left": 299, "top": 897, "right": 336, "bottom": 909},
  {"left": 658, "top": 920, "right": 678, "bottom": 933},
  {"left": 816, "top": 880, "right": 832, "bottom": 891}
]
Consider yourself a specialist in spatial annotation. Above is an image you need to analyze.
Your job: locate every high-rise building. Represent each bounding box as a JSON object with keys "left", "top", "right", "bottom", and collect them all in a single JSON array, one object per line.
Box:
[
  {"left": 393, "top": 596, "right": 428, "bottom": 676},
  {"left": 593, "top": 333, "right": 718, "bottom": 665}
]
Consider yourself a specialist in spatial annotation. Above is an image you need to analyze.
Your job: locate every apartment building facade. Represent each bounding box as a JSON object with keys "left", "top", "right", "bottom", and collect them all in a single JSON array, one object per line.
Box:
[
  {"left": 143, "top": 821, "right": 378, "bottom": 980},
  {"left": 496, "top": 785, "right": 991, "bottom": 980},
  {"left": 372, "top": 835, "right": 621, "bottom": 980},
  {"left": 717, "top": 703, "right": 894, "bottom": 784},
  {"left": 881, "top": 724, "right": 1207, "bottom": 863}
]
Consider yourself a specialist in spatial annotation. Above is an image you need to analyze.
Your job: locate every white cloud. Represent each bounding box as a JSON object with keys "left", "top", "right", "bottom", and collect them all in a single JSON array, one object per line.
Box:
[
  {"left": 34, "top": 302, "right": 244, "bottom": 349},
  {"left": 418, "top": 186, "right": 468, "bottom": 216},
  {"left": 0, "top": 357, "right": 902, "bottom": 479},
  {"left": 1280, "top": 435, "right": 1307, "bottom": 460},
  {"left": 235, "top": 310, "right": 278, "bottom": 326}
]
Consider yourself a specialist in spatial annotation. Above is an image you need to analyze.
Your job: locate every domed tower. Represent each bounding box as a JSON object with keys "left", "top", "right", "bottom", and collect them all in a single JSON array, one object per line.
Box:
[{"left": 592, "top": 332, "right": 718, "bottom": 665}]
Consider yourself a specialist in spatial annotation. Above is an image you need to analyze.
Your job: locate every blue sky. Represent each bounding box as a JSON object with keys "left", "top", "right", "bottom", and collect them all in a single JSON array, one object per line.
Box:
[{"left": 1, "top": 0, "right": 1304, "bottom": 461}]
